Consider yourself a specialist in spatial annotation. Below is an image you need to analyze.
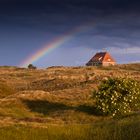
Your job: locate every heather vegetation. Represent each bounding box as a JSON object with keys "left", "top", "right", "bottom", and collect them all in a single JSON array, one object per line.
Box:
[{"left": 0, "top": 63, "right": 140, "bottom": 139}]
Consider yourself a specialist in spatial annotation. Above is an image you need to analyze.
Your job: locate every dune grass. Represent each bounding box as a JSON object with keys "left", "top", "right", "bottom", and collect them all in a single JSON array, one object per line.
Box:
[
  {"left": 0, "top": 115, "right": 140, "bottom": 140},
  {"left": 0, "top": 83, "right": 15, "bottom": 98},
  {"left": 0, "top": 64, "right": 140, "bottom": 139}
]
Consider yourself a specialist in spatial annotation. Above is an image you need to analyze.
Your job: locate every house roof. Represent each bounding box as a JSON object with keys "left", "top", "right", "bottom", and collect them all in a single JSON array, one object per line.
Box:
[{"left": 87, "top": 52, "right": 116, "bottom": 63}]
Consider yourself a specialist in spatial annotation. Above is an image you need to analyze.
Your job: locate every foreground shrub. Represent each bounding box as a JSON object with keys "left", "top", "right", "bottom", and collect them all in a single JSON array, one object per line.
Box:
[{"left": 93, "top": 78, "right": 140, "bottom": 117}]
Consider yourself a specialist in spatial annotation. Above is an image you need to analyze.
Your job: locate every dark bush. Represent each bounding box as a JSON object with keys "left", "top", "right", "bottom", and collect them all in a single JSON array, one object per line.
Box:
[{"left": 28, "top": 64, "right": 37, "bottom": 69}]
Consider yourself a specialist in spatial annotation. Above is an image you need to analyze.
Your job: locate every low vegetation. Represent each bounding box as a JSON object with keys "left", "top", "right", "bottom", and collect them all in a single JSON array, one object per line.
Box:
[
  {"left": 0, "top": 83, "right": 15, "bottom": 98},
  {"left": 0, "top": 117, "right": 140, "bottom": 140},
  {"left": 0, "top": 63, "right": 139, "bottom": 139}
]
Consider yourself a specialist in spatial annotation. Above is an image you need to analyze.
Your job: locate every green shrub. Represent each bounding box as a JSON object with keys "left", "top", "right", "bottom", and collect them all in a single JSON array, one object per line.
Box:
[{"left": 93, "top": 78, "right": 140, "bottom": 117}]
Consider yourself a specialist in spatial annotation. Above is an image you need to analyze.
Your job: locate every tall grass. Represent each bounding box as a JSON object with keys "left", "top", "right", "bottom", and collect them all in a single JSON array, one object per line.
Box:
[{"left": 0, "top": 117, "right": 140, "bottom": 140}]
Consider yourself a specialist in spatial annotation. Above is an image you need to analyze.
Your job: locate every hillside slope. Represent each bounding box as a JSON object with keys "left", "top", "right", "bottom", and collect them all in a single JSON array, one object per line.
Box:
[{"left": 0, "top": 63, "right": 140, "bottom": 126}]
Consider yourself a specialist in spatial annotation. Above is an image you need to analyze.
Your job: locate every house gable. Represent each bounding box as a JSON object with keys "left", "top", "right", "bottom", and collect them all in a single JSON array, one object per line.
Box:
[{"left": 86, "top": 52, "right": 116, "bottom": 66}]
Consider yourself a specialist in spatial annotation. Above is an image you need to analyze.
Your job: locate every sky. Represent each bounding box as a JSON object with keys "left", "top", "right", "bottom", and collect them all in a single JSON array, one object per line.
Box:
[{"left": 0, "top": 0, "right": 140, "bottom": 67}]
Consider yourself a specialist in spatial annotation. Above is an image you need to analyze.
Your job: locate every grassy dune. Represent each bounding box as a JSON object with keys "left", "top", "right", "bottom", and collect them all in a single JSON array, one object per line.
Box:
[
  {"left": 0, "top": 117, "right": 140, "bottom": 140},
  {"left": 0, "top": 63, "right": 140, "bottom": 139}
]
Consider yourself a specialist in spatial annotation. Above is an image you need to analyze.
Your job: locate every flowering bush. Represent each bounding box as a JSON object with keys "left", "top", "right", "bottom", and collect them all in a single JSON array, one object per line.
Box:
[{"left": 93, "top": 78, "right": 140, "bottom": 117}]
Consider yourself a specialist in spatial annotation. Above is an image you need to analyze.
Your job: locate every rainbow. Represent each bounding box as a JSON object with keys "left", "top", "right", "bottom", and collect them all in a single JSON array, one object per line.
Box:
[{"left": 19, "top": 22, "right": 94, "bottom": 67}]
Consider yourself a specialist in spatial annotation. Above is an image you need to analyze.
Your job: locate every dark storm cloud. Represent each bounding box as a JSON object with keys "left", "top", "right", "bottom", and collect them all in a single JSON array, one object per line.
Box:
[
  {"left": 0, "top": 0, "right": 140, "bottom": 13},
  {"left": 0, "top": 0, "right": 139, "bottom": 37},
  {"left": 0, "top": 0, "right": 139, "bottom": 29},
  {"left": 1, "top": 0, "right": 140, "bottom": 49}
]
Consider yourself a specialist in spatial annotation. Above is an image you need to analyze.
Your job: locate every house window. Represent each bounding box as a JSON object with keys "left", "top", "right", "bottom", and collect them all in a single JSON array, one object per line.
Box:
[{"left": 99, "top": 57, "right": 102, "bottom": 61}]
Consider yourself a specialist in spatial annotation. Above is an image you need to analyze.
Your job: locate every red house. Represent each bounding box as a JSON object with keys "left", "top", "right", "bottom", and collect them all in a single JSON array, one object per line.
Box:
[{"left": 86, "top": 52, "right": 116, "bottom": 66}]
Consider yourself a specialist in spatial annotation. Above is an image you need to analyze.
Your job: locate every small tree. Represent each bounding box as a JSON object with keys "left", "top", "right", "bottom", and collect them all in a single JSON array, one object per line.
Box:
[
  {"left": 28, "top": 64, "right": 37, "bottom": 69},
  {"left": 93, "top": 78, "right": 140, "bottom": 117}
]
